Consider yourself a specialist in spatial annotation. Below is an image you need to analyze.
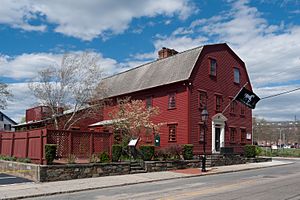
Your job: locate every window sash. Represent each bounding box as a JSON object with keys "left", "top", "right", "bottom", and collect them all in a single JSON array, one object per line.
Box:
[
  {"left": 230, "top": 128, "right": 236, "bottom": 143},
  {"left": 234, "top": 68, "right": 240, "bottom": 83},
  {"left": 216, "top": 96, "right": 222, "bottom": 112},
  {"left": 146, "top": 97, "right": 152, "bottom": 108},
  {"left": 199, "top": 92, "right": 207, "bottom": 108},
  {"left": 210, "top": 59, "right": 217, "bottom": 76},
  {"left": 168, "top": 93, "right": 176, "bottom": 109},
  {"left": 168, "top": 125, "right": 176, "bottom": 142},
  {"left": 241, "top": 129, "right": 246, "bottom": 142},
  {"left": 230, "top": 100, "right": 237, "bottom": 113}
]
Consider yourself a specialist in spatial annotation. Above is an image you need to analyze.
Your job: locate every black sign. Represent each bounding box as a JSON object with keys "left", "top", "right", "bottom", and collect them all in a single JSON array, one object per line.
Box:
[{"left": 235, "top": 87, "right": 260, "bottom": 109}]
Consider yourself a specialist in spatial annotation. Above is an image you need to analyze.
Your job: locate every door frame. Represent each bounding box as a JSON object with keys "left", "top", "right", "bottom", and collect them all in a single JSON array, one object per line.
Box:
[{"left": 211, "top": 113, "right": 227, "bottom": 153}]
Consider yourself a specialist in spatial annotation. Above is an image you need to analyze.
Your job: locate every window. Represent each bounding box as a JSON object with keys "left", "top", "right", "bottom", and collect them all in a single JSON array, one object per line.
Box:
[
  {"left": 230, "top": 128, "right": 236, "bottom": 143},
  {"left": 146, "top": 97, "right": 152, "bottom": 109},
  {"left": 168, "top": 93, "right": 176, "bottom": 109},
  {"left": 199, "top": 124, "right": 205, "bottom": 142},
  {"left": 241, "top": 129, "right": 246, "bottom": 143},
  {"left": 230, "top": 99, "right": 237, "bottom": 114},
  {"left": 198, "top": 91, "right": 207, "bottom": 109},
  {"left": 210, "top": 59, "right": 217, "bottom": 76},
  {"left": 168, "top": 124, "right": 177, "bottom": 142},
  {"left": 4, "top": 124, "right": 11, "bottom": 131},
  {"left": 234, "top": 68, "right": 240, "bottom": 83},
  {"left": 215, "top": 95, "right": 222, "bottom": 113},
  {"left": 0, "top": 113, "right": 3, "bottom": 121},
  {"left": 241, "top": 104, "right": 246, "bottom": 116}
]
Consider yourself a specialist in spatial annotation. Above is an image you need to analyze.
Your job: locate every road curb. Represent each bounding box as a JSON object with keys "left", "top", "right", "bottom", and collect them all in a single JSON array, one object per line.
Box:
[{"left": 1, "top": 161, "right": 293, "bottom": 200}]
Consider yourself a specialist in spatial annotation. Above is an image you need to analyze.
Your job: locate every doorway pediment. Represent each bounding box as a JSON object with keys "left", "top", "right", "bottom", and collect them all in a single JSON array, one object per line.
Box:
[{"left": 212, "top": 113, "right": 228, "bottom": 122}]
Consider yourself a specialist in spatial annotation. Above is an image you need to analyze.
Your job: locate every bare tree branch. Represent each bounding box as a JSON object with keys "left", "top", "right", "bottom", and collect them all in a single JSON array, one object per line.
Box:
[
  {"left": 28, "top": 52, "right": 107, "bottom": 130},
  {"left": 0, "top": 82, "right": 13, "bottom": 110}
]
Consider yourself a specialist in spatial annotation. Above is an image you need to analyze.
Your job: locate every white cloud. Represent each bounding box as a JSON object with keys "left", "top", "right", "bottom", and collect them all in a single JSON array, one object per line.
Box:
[
  {"left": 0, "top": 0, "right": 195, "bottom": 41},
  {"left": 1, "top": 51, "right": 124, "bottom": 121},
  {"left": 0, "top": 53, "right": 62, "bottom": 80},
  {"left": 0, "top": 52, "right": 122, "bottom": 81}
]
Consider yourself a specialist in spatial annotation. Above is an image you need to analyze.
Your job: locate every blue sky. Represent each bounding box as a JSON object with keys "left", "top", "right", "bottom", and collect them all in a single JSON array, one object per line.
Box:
[{"left": 0, "top": 0, "right": 300, "bottom": 122}]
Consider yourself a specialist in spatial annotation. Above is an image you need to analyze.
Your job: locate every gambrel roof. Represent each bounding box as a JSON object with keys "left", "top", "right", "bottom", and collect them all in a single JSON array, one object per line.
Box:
[{"left": 102, "top": 46, "right": 204, "bottom": 97}]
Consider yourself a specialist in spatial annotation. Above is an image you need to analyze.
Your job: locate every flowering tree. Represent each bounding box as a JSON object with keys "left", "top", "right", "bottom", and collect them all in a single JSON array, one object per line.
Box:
[{"left": 109, "top": 97, "right": 163, "bottom": 144}]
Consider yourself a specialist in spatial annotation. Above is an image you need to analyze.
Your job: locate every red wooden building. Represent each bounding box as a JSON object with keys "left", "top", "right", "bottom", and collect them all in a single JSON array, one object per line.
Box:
[{"left": 91, "top": 43, "right": 253, "bottom": 154}]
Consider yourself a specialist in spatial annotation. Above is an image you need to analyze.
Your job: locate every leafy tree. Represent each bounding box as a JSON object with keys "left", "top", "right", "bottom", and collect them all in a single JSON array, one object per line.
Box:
[{"left": 28, "top": 52, "right": 106, "bottom": 130}]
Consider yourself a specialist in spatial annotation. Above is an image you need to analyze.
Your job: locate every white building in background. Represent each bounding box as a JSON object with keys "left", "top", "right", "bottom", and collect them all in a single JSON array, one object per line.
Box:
[{"left": 0, "top": 111, "right": 17, "bottom": 132}]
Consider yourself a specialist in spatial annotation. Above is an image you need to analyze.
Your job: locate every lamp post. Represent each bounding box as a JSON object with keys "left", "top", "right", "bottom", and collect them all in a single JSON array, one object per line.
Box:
[{"left": 201, "top": 106, "right": 208, "bottom": 172}]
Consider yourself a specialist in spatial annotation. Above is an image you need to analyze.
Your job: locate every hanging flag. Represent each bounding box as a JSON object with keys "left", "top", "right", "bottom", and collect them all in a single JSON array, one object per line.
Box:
[{"left": 235, "top": 87, "right": 260, "bottom": 109}]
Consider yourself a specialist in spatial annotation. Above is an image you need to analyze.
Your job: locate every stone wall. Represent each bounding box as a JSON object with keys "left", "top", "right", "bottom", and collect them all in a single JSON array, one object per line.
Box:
[
  {"left": 39, "top": 162, "right": 130, "bottom": 182},
  {"left": 0, "top": 160, "right": 39, "bottom": 182},
  {"left": 144, "top": 160, "right": 200, "bottom": 172},
  {"left": 207, "top": 155, "right": 272, "bottom": 167}
]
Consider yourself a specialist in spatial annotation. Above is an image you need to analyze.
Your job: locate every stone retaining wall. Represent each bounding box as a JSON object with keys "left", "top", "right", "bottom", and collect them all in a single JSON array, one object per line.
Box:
[
  {"left": 144, "top": 160, "right": 200, "bottom": 172},
  {"left": 0, "top": 157, "right": 272, "bottom": 182},
  {"left": 39, "top": 162, "right": 130, "bottom": 182}
]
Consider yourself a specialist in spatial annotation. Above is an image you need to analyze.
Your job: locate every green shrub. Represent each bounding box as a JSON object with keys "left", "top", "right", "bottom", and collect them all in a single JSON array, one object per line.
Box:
[
  {"left": 45, "top": 144, "right": 57, "bottom": 165},
  {"left": 0, "top": 155, "right": 17, "bottom": 161},
  {"left": 16, "top": 157, "right": 31, "bottom": 163},
  {"left": 98, "top": 152, "right": 110, "bottom": 163},
  {"left": 182, "top": 144, "right": 194, "bottom": 160},
  {"left": 244, "top": 145, "right": 256, "bottom": 158},
  {"left": 140, "top": 145, "right": 155, "bottom": 161},
  {"left": 112, "top": 145, "right": 122, "bottom": 162},
  {"left": 255, "top": 146, "right": 263, "bottom": 156}
]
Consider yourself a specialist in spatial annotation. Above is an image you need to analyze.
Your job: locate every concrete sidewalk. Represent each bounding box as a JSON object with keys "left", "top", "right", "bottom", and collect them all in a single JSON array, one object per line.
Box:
[{"left": 0, "top": 160, "right": 292, "bottom": 200}]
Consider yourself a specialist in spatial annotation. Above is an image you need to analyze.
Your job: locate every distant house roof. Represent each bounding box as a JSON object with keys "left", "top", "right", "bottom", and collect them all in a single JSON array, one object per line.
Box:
[
  {"left": 102, "top": 46, "right": 204, "bottom": 98},
  {"left": 0, "top": 111, "right": 17, "bottom": 125}
]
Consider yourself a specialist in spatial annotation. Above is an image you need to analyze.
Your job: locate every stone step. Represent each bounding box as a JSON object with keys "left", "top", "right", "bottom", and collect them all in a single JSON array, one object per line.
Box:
[{"left": 130, "top": 166, "right": 144, "bottom": 170}]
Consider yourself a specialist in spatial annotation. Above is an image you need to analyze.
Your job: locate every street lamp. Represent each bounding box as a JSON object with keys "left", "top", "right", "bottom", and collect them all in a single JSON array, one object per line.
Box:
[{"left": 201, "top": 106, "right": 208, "bottom": 172}]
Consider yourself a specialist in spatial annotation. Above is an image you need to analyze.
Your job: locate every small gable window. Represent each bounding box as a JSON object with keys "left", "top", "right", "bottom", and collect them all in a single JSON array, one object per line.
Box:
[
  {"left": 234, "top": 68, "right": 240, "bottom": 83},
  {"left": 168, "top": 93, "right": 176, "bottom": 109},
  {"left": 4, "top": 124, "right": 11, "bottom": 131},
  {"left": 210, "top": 59, "right": 217, "bottom": 76}
]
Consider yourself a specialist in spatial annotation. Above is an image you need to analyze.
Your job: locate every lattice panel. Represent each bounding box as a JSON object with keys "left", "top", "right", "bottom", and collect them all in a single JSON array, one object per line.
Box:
[
  {"left": 47, "top": 130, "right": 70, "bottom": 158},
  {"left": 72, "top": 132, "right": 90, "bottom": 158},
  {"left": 47, "top": 130, "right": 112, "bottom": 159}
]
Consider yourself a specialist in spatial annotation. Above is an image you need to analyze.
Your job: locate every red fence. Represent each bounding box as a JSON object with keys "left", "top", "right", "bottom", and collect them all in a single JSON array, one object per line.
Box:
[{"left": 0, "top": 129, "right": 112, "bottom": 164}]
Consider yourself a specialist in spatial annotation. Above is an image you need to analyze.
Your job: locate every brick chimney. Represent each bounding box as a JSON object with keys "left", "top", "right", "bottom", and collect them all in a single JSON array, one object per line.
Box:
[{"left": 158, "top": 47, "right": 178, "bottom": 59}]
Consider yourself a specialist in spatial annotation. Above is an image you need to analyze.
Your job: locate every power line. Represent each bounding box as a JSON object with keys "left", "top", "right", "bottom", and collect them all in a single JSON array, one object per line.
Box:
[{"left": 261, "top": 87, "right": 300, "bottom": 100}]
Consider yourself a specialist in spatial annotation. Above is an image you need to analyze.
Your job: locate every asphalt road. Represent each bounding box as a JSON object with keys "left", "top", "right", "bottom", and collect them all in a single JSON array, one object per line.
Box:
[
  {"left": 30, "top": 158, "right": 300, "bottom": 200},
  {"left": 0, "top": 173, "right": 32, "bottom": 186}
]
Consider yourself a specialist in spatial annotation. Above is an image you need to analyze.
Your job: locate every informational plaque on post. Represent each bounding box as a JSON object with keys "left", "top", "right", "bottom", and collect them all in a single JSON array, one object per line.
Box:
[{"left": 128, "top": 138, "right": 139, "bottom": 147}]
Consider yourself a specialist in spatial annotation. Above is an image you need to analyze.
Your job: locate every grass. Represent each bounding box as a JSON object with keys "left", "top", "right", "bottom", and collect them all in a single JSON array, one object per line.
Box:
[{"left": 259, "top": 148, "right": 300, "bottom": 157}]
